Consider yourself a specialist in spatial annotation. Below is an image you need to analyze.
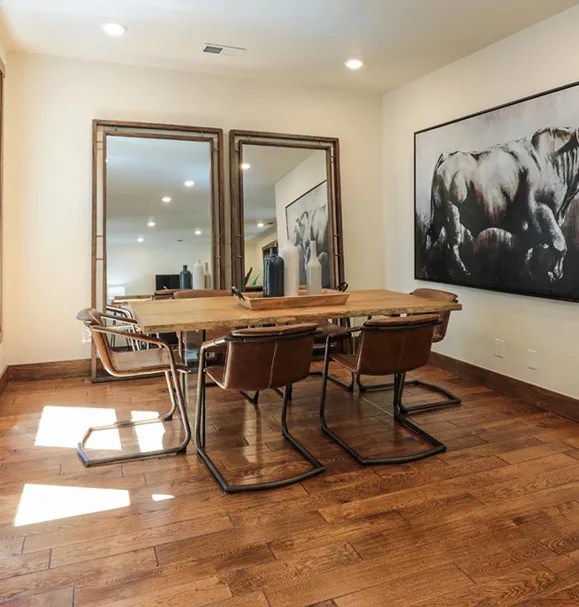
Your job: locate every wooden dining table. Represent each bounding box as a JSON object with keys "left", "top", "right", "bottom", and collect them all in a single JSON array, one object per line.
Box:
[{"left": 130, "top": 288, "right": 462, "bottom": 335}]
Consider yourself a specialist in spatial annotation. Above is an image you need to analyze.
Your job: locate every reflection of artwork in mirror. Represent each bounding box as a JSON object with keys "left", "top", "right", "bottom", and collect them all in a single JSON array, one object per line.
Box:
[
  {"left": 241, "top": 147, "right": 333, "bottom": 288},
  {"left": 285, "top": 181, "right": 329, "bottom": 286},
  {"left": 106, "top": 136, "right": 214, "bottom": 301}
]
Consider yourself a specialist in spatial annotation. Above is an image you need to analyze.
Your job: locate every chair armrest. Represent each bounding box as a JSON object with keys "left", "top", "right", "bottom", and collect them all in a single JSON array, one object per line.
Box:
[
  {"left": 101, "top": 312, "right": 139, "bottom": 325},
  {"left": 93, "top": 325, "right": 166, "bottom": 349}
]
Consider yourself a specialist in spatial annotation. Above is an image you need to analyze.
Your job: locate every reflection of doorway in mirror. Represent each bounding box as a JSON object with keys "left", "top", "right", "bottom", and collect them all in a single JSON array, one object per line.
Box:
[{"left": 105, "top": 136, "right": 214, "bottom": 299}]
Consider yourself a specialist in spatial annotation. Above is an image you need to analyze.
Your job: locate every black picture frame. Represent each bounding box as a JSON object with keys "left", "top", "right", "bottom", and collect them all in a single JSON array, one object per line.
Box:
[{"left": 414, "top": 78, "right": 579, "bottom": 304}]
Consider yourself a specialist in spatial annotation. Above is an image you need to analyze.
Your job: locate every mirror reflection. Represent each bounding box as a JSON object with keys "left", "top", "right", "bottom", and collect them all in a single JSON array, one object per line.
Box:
[
  {"left": 242, "top": 146, "right": 331, "bottom": 288},
  {"left": 106, "top": 136, "right": 214, "bottom": 301}
]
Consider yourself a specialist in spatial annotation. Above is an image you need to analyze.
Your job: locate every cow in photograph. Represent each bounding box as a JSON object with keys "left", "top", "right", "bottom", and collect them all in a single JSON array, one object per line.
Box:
[
  {"left": 427, "top": 127, "right": 579, "bottom": 282},
  {"left": 292, "top": 205, "right": 330, "bottom": 285}
]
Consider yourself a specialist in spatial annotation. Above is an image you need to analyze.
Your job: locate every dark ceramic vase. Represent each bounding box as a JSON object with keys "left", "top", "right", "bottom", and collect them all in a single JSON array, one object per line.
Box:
[
  {"left": 179, "top": 264, "right": 193, "bottom": 289},
  {"left": 263, "top": 247, "right": 284, "bottom": 297}
]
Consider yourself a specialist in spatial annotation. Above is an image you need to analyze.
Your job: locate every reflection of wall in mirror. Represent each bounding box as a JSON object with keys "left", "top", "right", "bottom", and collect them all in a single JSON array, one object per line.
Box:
[
  {"left": 107, "top": 241, "right": 212, "bottom": 298},
  {"left": 244, "top": 225, "right": 277, "bottom": 286},
  {"left": 274, "top": 150, "right": 329, "bottom": 286}
]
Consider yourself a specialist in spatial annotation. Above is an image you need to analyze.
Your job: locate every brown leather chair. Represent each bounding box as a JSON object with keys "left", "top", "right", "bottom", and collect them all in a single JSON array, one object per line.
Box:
[
  {"left": 356, "top": 288, "right": 461, "bottom": 414},
  {"left": 195, "top": 323, "right": 325, "bottom": 493},
  {"left": 320, "top": 315, "right": 446, "bottom": 465},
  {"left": 76, "top": 308, "right": 191, "bottom": 466}
]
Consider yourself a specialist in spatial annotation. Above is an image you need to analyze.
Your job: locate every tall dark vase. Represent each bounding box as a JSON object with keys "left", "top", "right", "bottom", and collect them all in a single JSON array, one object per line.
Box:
[
  {"left": 263, "top": 247, "right": 284, "bottom": 297},
  {"left": 179, "top": 265, "right": 193, "bottom": 289}
]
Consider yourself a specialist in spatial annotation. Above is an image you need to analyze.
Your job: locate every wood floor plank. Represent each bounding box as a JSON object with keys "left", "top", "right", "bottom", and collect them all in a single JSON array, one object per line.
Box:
[
  {"left": 227, "top": 543, "right": 362, "bottom": 596},
  {"left": 98, "top": 574, "right": 231, "bottom": 607},
  {"left": 0, "top": 587, "right": 74, "bottom": 606},
  {"left": 0, "top": 549, "right": 51, "bottom": 580},
  {"left": 334, "top": 562, "right": 472, "bottom": 607},
  {"left": 0, "top": 548, "right": 157, "bottom": 602}
]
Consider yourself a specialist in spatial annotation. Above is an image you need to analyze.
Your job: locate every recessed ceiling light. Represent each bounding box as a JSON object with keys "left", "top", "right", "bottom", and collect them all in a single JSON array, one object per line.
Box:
[
  {"left": 240, "top": 163, "right": 251, "bottom": 170},
  {"left": 137, "top": 237, "right": 144, "bottom": 243},
  {"left": 184, "top": 180, "right": 195, "bottom": 187},
  {"left": 147, "top": 220, "right": 156, "bottom": 227},
  {"left": 101, "top": 23, "right": 127, "bottom": 37},
  {"left": 345, "top": 58, "right": 363, "bottom": 70},
  {"left": 257, "top": 222, "right": 265, "bottom": 228},
  {"left": 161, "top": 196, "right": 172, "bottom": 203},
  {"left": 194, "top": 229, "right": 202, "bottom": 235}
]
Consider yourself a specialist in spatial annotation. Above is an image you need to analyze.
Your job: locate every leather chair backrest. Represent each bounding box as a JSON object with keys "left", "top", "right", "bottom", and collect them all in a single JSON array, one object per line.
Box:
[
  {"left": 220, "top": 324, "right": 318, "bottom": 391},
  {"left": 356, "top": 315, "right": 439, "bottom": 376},
  {"left": 173, "top": 289, "right": 231, "bottom": 299},
  {"left": 411, "top": 288, "right": 457, "bottom": 343},
  {"left": 76, "top": 308, "right": 117, "bottom": 374}
]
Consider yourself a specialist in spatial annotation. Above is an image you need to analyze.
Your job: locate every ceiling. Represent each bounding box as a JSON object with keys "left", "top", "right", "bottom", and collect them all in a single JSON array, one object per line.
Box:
[
  {"left": 2, "top": 0, "right": 577, "bottom": 92},
  {"left": 106, "top": 134, "right": 315, "bottom": 247},
  {"left": 106, "top": 136, "right": 212, "bottom": 246}
]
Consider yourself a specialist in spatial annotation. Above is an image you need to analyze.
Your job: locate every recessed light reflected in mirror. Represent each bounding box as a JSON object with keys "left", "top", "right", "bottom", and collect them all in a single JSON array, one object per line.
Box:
[
  {"left": 257, "top": 222, "right": 265, "bottom": 228},
  {"left": 101, "top": 23, "right": 127, "bottom": 37},
  {"left": 184, "top": 180, "right": 195, "bottom": 187},
  {"left": 147, "top": 219, "right": 156, "bottom": 227},
  {"left": 345, "top": 58, "right": 363, "bottom": 70},
  {"left": 161, "top": 196, "right": 172, "bottom": 203},
  {"left": 137, "top": 237, "right": 144, "bottom": 243},
  {"left": 241, "top": 163, "right": 251, "bottom": 170},
  {"left": 194, "top": 230, "right": 202, "bottom": 236}
]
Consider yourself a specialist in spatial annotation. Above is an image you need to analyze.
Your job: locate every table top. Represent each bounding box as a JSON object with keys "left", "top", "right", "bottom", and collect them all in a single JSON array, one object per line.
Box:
[{"left": 130, "top": 289, "right": 462, "bottom": 334}]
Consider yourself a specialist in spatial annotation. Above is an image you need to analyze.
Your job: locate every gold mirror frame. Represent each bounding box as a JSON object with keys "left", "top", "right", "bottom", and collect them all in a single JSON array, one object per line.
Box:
[
  {"left": 229, "top": 129, "right": 344, "bottom": 290},
  {"left": 91, "top": 119, "right": 225, "bottom": 381}
]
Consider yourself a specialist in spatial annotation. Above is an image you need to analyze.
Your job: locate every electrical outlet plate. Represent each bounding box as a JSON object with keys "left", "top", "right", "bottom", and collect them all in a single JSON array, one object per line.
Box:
[
  {"left": 494, "top": 338, "right": 504, "bottom": 358},
  {"left": 527, "top": 349, "right": 538, "bottom": 370}
]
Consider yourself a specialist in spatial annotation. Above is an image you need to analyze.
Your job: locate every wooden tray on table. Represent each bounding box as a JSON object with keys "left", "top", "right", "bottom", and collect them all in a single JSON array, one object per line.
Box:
[{"left": 232, "top": 288, "right": 350, "bottom": 311}]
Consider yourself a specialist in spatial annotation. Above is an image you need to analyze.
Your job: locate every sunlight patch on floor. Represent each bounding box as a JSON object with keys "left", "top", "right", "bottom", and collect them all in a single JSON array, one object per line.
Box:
[
  {"left": 131, "top": 410, "right": 164, "bottom": 453},
  {"left": 14, "top": 484, "right": 130, "bottom": 526},
  {"left": 35, "top": 405, "right": 121, "bottom": 450},
  {"left": 151, "top": 494, "right": 175, "bottom": 502}
]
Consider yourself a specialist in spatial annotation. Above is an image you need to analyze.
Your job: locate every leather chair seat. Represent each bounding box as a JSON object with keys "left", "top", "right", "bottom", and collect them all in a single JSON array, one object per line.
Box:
[
  {"left": 206, "top": 365, "right": 225, "bottom": 387},
  {"left": 332, "top": 353, "right": 357, "bottom": 372},
  {"left": 111, "top": 348, "right": 188, "bottom": 374},
  {"left": 314, "top": 321, "right": 348, "bottom": 342}
]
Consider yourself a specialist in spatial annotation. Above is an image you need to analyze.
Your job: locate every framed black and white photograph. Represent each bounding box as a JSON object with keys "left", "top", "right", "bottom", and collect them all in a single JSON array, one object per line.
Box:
[
  {"left": 415, "top": 80, "right": 579, "bottom": 302},
  {"left": 285, "top": 180, "right": 331, "bottom": 286}
]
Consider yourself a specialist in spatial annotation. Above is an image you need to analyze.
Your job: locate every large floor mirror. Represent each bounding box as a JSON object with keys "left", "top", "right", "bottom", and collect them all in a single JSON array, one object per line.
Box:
[
  {"left": 229, "top": 130, "right": 344, "bottom": 290},
  {"left": 92, "top": 120, "right": 225, "bottom": 380}
]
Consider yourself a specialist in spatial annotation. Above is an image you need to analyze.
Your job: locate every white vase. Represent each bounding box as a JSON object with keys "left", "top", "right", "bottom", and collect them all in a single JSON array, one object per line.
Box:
[
  {"left": 279, "top": 241, "right": 300, "bottom": 297},
  {"left": 204, "top": 262, "right": 212, "bottom": 289},
  {"left": 192, "top": 260, "right": 204, "bottom": 289},
  {"left": 306, "top": 241, "right": 322, "bottom": 295}
]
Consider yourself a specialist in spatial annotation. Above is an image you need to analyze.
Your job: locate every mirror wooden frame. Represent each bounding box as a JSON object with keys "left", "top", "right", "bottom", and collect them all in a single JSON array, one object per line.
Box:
[
  {"left": 229, "top": 129, "right": 345, "bottom": 290},
  {"left": 91, "top": 119, "right": 225, "bottom": 381}
]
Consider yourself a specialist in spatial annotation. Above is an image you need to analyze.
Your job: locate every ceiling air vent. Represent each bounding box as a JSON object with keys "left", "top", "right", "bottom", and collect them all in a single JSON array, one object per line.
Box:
[{"left": 202, "top": 43, "right": 246, "bottom": 57}]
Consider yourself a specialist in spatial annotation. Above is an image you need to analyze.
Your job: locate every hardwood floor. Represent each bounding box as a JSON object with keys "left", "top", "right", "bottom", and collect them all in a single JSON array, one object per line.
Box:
[{"left": 1, "top": 363, "right": 579, "bottom": 605}]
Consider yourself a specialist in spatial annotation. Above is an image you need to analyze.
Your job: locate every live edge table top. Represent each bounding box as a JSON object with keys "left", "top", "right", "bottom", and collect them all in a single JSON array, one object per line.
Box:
[{"left": 130, "top": 289, "right": 462, "bottom": 334}]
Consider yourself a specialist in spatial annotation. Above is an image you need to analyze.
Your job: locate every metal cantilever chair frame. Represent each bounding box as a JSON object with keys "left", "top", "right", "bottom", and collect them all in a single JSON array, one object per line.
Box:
[
  {"left": 195, "top": 327, "right": 325, "bottom": 493},
  {"left": 356, "top": 290, "right": 461, "bottom": 414},
  {"left": 319, "top": 317, "right": 447, "bottom": 466},
  {"left": 77, "top": 311, "right": 191, "bottom": 467}
]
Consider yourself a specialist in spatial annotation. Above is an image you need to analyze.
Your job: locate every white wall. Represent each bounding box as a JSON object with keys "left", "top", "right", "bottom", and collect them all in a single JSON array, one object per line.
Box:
[
  {"left": 4, "top": 53, "right": 382, "bottom": 364},
  {"left": 107, "top": 241, "right": 213, "bottom": 296},
  {"left": 382, "top": 4, "right": 579, "bottom": 399}
]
